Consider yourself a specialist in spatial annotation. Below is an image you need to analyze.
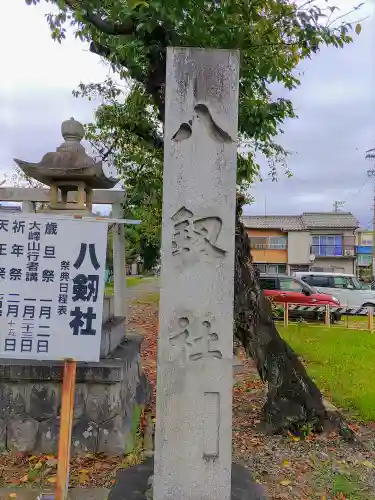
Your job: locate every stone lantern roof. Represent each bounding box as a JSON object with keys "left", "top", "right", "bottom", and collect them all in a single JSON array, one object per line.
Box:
[{"left": 14, "top": 117, "right": 118, "bottom": 189}]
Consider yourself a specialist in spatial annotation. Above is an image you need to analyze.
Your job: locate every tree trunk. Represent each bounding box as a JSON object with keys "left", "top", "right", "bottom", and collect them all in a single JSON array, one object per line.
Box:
[{"left": 234, "top": 196, "right": 327, "bottom": 434}]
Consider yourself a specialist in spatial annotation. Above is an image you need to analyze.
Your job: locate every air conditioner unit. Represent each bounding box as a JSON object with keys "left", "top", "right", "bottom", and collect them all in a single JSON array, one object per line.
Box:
[{"left": 344, "top": 248, "right": 354, "bottom": 256}]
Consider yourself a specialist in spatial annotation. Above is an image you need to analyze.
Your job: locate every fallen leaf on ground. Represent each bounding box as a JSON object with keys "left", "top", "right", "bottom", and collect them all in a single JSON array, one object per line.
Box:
[
  {"left": 280, "top": 479, "right": 292, "bottom": 486},
  {"left": 78, "top": 473, "right": 90, "bottom": 483},
  {"left": 361, "top": 459, "right": 375, "bottom": 469},
  {"left": 47, "top": 476, "right": 57, "bottom": 484}
]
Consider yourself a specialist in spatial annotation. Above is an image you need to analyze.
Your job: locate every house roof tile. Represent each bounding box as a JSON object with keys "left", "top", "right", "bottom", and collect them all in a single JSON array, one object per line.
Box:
[
  {"left": 241, "top": 212, "right": 359, "bottom": 231},
  {"left": 301, "top": 212, "right": 358, "bottom": 229},
  {"left": 241, "top": 215, "right": 304, "bottom": 231}
]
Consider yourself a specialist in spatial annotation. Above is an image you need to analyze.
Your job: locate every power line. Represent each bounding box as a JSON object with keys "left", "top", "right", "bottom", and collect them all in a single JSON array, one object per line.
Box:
[
  {"left": 343, "top": 178, "right": 369, "bottom": 204},
  {"left": 290, "top": 175, "right": 369, "bottom": 204}
]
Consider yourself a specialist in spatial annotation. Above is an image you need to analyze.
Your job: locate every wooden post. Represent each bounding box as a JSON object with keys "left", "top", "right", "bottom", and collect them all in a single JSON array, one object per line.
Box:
[
  {"left": 368, "top": 307, "right": 374, "bottom": 332},
  {"left": 325, "top": 305, "right": 331, "bottom": 327},
  {"left": 112, "top": 202, "right": 127, "bottom": 318},
  {"left": 56, "top": 359, "right": 77, "bottom": 500},
  {"left": 283, "top": 304, "right": 289, "bottom": 327},
  {"left": 345, "top": 304, "right": 349, "bottom": 329}
]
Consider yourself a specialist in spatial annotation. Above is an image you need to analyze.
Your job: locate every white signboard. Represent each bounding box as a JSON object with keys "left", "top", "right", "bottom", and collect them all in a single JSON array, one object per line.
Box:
[{"left": 0, "top": 214, "right": 108, "bottom": 361}]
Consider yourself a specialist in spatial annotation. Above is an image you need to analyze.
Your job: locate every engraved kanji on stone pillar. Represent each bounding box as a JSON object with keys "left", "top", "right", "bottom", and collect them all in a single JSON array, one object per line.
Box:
[{"left": 153, "top": 48, "right": 239, "bottom": 500}]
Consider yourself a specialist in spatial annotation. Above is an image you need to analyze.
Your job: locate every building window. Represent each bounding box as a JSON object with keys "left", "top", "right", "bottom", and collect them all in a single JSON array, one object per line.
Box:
[
  {"left": 250, "top": 236, "right": 287, "bottom": 249},
  {"left": 256, "top": 263, "right": 287, "bottom": 274},
  {"left": 357, "top": 254, "right": 372, "bottom": 267},
  {"left": 254, "top": 263, "right": 266, "bottom": 273},
  {"left": 269, "top": 237, "right": 287, "bottom": 249},
  {"left": 250, "top": 237, "right": 268, "bottom": 249},
  {"left": 361, "top": 234, "right": 373, "bottom": 246},
  {"left": 290, "top": 265, "right": 310, "bottom": 273},
  {"left": 275, "top": 264, "right": 287, "bottom": 274},
  {"left": 311, "top": 235, "right": 343, "bottom": 256}
]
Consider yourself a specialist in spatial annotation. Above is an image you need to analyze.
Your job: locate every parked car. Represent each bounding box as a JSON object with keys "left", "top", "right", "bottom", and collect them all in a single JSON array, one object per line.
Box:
[
  {"left": 293, "top": 272, "right": 375, "bottom": 309},
  {"left": 259, "top": 273, "right": 341, "bottom": 321}
]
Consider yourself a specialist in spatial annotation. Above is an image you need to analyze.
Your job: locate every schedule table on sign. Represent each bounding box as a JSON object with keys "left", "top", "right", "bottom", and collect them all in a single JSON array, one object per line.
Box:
[{"left": 0, "top": 214, "right": 107, "bottom": 362}]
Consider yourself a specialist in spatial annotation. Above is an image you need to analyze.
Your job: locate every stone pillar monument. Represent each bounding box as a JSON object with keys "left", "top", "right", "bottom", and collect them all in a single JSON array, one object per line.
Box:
[{"left": 153, "top": 48, "right": 239, "bottom": 500}]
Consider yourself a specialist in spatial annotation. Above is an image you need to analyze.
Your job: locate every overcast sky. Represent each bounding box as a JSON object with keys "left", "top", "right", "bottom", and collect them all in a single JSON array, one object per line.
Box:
[{"left": 1, "top": 0, "right": 374, "bottom": 226}]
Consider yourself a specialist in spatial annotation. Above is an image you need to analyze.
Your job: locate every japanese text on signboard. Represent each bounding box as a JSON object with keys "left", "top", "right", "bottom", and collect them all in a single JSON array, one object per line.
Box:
[{"left": 0, "top": 216, "right": 107, "bottom": 361}]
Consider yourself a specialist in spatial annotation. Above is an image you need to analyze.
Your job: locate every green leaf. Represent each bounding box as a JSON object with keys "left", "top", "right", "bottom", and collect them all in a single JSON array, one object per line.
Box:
[{"left": 128, "top": 0, "right": 149, "bottom": 9}]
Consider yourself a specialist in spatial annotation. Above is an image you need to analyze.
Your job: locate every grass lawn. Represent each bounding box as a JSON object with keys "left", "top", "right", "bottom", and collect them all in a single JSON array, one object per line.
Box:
[
  {"left": 280, "top": 324, "right": 375, "bottom": 421},
  {"left": 104, "top": 276, "right": 155, "bottom": 295}
]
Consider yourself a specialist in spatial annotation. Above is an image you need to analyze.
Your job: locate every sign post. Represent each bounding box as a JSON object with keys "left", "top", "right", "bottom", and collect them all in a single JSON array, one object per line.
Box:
[{"left": 56, "top": 359, "right": 77, "bottom": 500}]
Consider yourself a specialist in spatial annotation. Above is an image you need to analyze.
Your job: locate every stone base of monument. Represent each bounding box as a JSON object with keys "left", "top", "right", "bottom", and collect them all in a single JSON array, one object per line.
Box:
[
  {"left": 107, "top": 458, "right": 268, "bottom": 500},
  {"left": 0, "top": 330, "right": 150, "bottom": 455}
]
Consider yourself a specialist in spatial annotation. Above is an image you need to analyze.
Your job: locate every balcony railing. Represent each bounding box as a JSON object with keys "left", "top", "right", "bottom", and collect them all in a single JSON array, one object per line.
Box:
[
  {"left": 310, "top": 245, "right": 355, "bottom": 257},
  {"left": 250, "top": 242, "right": 288, "bottom": 250}
]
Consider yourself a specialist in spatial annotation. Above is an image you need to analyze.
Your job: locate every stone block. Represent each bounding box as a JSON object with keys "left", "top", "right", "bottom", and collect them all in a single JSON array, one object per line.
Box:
[
  {"left": 7, "top": 415, "right": 39, "bottom": 453},
  {"left": 0, "top": 384, "right": 26, "bottom": 419},
  {"left": 35, "top": 417, "right": 59, "bottom": 454},
  {"left": 97, "top": 415, "right": 126, "bottom": 454},
  {"left": 122, "top": 360, "right": 141, "bottom": 412},
  {"left": 27, "top": 383, "right": 60, "bottom": 421},
  {"left": 103, "top": 296, "right": 114, "bottom": 324},
  {"left": 123, "top": 405, "right": 143, "bottom": 455},
  {"left": 0, "top": 331, "right": 148, "bottom": 455},
  {"left": 74, "top": 384, "right": 88, "bottom": 420},
  {"left": 0, "top": 418, "right": 6, "bottom": 451},
  {"left": 71, "top": 418, "right": 98, "bottom": 454},
  {"left": 135, "top": 373, "right": 151, "bottom": 407},
  {"left": 100, "top": 316, "right": 126, "bottom": 358},
  {"left": 108, "top": 458, "right": 268, "bottom": 500},
  {"left": 85, "top": 384, "right": 122, "bottom": 423},
  {"left": 0, "top": 359, "right": 122, "bottom": 383},
  {"left": 113, "top": 334, "right": 143, "bottom": 360}
]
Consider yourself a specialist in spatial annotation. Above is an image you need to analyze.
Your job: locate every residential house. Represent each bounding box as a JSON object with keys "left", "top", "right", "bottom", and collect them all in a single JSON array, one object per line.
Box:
[
  {"left": 240, "top": 215, "right": 301, "bottom": 274},
  {"left": 242, "top": 212, "right": 358, "bottom": 275},
  {"left": 355, "top": 229, "right": 373, "bottom": 280}
]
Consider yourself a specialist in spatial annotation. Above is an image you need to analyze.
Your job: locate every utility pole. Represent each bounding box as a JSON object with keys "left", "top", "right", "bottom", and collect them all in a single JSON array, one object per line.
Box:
[
  {"left": 333, "top": 200, "right": 345, "bottom": 212},
  {"left": 367, "top": 166, "right": 375, "bottom": 288},
  {"left": 372, "top": 180, "right": 375, "bottom": 289}
]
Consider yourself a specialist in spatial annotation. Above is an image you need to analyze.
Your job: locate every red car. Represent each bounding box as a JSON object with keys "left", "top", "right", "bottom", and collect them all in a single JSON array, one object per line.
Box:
[{"left": 259, "top": 273, "right": 341, "bottom": 321}]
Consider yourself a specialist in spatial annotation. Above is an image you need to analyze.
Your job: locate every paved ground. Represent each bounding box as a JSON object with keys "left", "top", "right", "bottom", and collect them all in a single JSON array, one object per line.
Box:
[{"left": 0, "top": 488, "right": 109, "bottom": 500}]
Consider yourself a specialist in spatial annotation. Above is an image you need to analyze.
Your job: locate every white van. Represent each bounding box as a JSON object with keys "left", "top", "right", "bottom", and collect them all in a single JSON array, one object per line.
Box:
[{"left": 293, "top": 272, "right": 375, "bottom": 308}]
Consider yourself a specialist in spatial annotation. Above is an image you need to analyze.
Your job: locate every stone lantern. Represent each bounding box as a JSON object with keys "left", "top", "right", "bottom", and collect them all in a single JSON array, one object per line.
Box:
[{"left": 14, "top": 117, "right": 118, "bottom": 214}]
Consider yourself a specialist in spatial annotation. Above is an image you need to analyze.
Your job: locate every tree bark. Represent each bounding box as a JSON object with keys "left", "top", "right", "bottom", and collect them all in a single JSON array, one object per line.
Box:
[{"left": 234, "top": 195, "right": 327, "bottom": 433}]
